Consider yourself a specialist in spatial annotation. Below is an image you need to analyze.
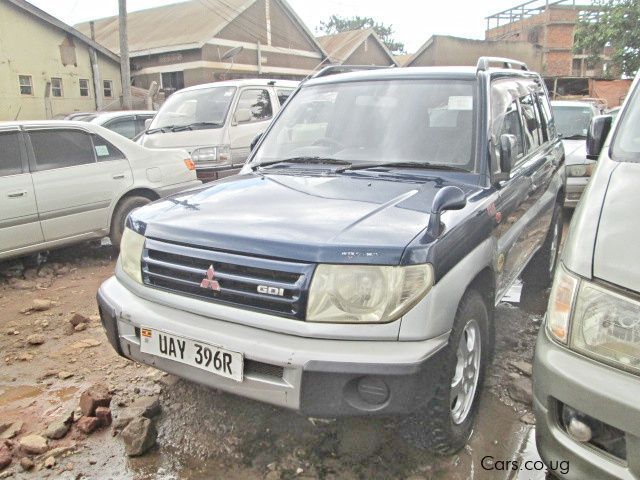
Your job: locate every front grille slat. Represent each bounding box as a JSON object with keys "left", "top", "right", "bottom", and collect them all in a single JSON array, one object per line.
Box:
[{"left": 142, "top": 238, "right": 313, "bottom": 319}]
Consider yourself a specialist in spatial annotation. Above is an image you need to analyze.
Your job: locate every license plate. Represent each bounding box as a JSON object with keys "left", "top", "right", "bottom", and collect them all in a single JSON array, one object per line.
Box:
[{"left": 139, "top": 327, "right": 243, "bottom": 382}]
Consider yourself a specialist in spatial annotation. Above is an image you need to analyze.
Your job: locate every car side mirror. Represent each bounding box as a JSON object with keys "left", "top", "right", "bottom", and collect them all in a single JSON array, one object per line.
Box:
[
  {"left": 426, "top": 185, "right": 467, "bottom": 238},
  {"left": 493, "top": 134, "right": 517, "bottom": 184},
  {"left": 250, "top": 132, "right": 263, "bottom": 151},
  {"left": 144, "top": 118, "right": 153, "bottom": 130},
  {"left": 586, "top": 115, "right": 613, "bottom": 160},
  {"left": 233, "top": 108, "right": 252, "bottom": 125}
]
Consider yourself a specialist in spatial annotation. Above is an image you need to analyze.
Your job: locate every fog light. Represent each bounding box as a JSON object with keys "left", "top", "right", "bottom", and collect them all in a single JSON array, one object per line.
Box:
[
  {"left": 562, "top": 405, "right": 593, "bottom": 442},
  {"left": 356, "top": 377, "right": 389, "bottom": 405}
]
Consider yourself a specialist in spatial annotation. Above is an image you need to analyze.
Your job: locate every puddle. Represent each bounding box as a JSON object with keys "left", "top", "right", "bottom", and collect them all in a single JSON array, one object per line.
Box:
[{"left": 0, "top": 384, "right": 42, "bottom": 406}]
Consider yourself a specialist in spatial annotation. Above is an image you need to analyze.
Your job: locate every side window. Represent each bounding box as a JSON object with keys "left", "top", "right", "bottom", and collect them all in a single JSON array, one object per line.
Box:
[
  {"left": 536, "top": 89, "right": 556, "bottom": 140},
  {"left": 105, "top": 117, "right": 136, "bottom": 139},
  {"left": 496, "top": 100, "right": 525, "bottom": 161},
  {"left": 0, "top": 132, "right": 23, "bottom": 177},
  {"left": 276, "top": 88, "right": 294, "bottom": 106},
  {"left": 235, "top": 89, "right": 273, "bottom": 123},
  {"left": 29, "top": 130, "right": 96, "bottom": 171},
  {"left": 520, "top": 94, "right": 542, "bottom": 151},
  {"left": 92, "top": 134, "right": 125, "bottom": 161}
]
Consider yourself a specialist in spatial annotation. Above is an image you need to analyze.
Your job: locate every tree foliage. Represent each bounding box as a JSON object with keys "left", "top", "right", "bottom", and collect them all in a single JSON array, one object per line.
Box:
[
  {"left": 574, "top": 0, "right": 640, "bottom": 77},
  {"left": 317, "top": 15, "right": 406, "bottom": 54}
]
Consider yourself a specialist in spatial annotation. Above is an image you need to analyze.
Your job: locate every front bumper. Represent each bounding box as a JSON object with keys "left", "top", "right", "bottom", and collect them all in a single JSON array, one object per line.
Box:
[
  {"left": 563, "top": 176, "right": 590, "bottom": 208},
  {"left": 97, "top": 276, "right": 449, "bottom": 416},
  {"left": 533, "top": 328, "right": 640, "bottom": 480}
]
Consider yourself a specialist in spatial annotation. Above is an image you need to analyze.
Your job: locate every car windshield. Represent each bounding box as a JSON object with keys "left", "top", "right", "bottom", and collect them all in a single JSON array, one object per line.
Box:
[
  {"left": 149, "top": 86, "right": 236, "bottom": 130},
  {"left": 251, "top": 79, "right": 476, "bottom": 171},
  {"left": 612, "top": 82, "right": 640, "bottom": 162},
  {"left": 552, "top": 105, "right": 594, "bottom": 139}
]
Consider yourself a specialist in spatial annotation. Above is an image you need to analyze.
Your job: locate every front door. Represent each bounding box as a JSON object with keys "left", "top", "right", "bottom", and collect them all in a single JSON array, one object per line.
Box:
[
  {"left": 0, "top": 129, "right": 43, "bottom": 255},
  {"left": 228, "top": 87, "right": 275, "bottom": 166}
]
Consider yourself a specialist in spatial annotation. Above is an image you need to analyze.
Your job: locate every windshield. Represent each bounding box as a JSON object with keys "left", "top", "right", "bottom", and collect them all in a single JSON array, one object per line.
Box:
[
  {"left": 612, "top": 82, "right": 640, "bottom": 162},
  {"left": 552, "top": 105, "right": 594, "bottom": 138},
  {"left": 251, "top": 79, "right": 476, "bottom": 171},
  {"left": 149, "top": 86, "right": 236, "bottom": 130}
]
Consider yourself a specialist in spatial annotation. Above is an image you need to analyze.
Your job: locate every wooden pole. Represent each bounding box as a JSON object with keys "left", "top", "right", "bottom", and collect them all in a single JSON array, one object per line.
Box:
[{"left": 118, "top": 0, "right": 132, "bottom": 109}]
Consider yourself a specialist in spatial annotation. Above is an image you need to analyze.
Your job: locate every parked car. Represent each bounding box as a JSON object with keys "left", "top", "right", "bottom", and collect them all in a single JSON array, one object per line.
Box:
[
  {"left": 0, "top": 121, "right": 201, "bottom": 261},
  {"left": 63, "top": 112, "right": 97, "bottom": 121},
  {"left": 88, "top": 110, "right": 156, "bottom": 140},
  {"left": 607, "top": 105, "right": 621, "bottom": 121},
  {"left": 137, "top": 79, "right": 298, "bottom": 182},
  {"left": 534, "top": 73, "right": 640, "bottom": 480},
  {"left": 551, "top": 100, "right": 600, "bottom": 208},
  {"left": 98, "top": 58, "right": 564, "bottom": 454}
]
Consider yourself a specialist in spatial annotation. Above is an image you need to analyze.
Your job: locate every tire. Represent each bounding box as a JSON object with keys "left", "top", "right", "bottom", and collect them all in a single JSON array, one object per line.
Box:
[
  {"left": 522, "top": 203, "right": 563, "bottom": 289},
  {"left": 109, "top": 195, "right": 152, "bottom": 248},
  {"left": 421, "top": 289, "right": 490, "bottom": 455}
]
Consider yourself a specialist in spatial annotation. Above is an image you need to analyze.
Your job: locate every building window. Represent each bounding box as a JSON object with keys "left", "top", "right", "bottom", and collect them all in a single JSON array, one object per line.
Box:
[
  {"left": 161, "top": 71, "right": 185, "bottom": 96},
  {"left": 51, "top": 77, "right": 63, "bottom": 97},
  {"left": 79, "top": 79, "right": 90, "bottom": 97},
  {"left": 103, "top": 80, "right": 113, "bottom": 98},
  {"left": 19, "top": 75, "right": 33, "bottom": 95}
]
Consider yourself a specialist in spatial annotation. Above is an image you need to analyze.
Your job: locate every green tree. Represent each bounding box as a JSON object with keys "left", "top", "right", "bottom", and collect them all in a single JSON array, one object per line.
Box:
[
  {"left": 574, "top": 0, "right": 640, "bottom": 77},
  {"left": 317, "top": 15, "right": 406, "bottom": 54}
]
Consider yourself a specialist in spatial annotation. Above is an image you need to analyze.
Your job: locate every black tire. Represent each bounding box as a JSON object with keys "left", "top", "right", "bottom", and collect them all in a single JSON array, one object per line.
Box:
[
  {"left": 421, "top": 289, "right": 490, "bottom": 455},
  {"left": 109, "top": 195, "right": 152, "bottom": 248},
  {"left": 522, "top": 204, "right": 563, "bottom": 289}
]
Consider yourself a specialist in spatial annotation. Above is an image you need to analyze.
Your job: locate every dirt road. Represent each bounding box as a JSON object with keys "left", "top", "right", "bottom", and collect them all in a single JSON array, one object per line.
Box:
[{"left": 0, "top": 241, "right": 548, "bottom": 480}]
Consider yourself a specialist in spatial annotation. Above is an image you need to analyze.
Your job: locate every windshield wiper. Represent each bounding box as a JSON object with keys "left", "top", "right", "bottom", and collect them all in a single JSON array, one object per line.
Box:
[
  {"left": 337, "top": 161, "right": 469, "bottom": 172},
  {"left": 255, "top": 156, "right": 352, "bottom": 170},
  {"left": 145, "top": 125, "right": 175, "bottom": 134},
  {"left": 171, "top": 122, "right": 222, "bottom": 132}
]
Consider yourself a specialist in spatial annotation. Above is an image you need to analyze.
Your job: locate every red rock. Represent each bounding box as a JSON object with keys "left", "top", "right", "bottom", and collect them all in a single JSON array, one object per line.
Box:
[
  {"left": 69, "top": 314, "right": 89, "bottom": 327},
  {"left": 79, "top": 384, "right": 112, "bottom": 416},
  {"left": 76, "top": 416, "right": 100, "bottom": 434},
  {"left": 95, "top": 407, "right": 112, "bottom": 427},
  {"left": 0, "top": 445, "right": 11, "bottom": 470}
]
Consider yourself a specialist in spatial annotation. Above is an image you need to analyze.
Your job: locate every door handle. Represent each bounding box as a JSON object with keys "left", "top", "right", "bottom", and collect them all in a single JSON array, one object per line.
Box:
[
  {"left": 112, "top": 174, "right": 126, "bottom": 179},
  {"left": 7, "top": 190, "right": 27, "bottom": 198}
]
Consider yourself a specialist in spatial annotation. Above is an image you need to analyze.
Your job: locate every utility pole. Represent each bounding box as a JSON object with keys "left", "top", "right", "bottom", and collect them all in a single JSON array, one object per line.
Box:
[{"left": 118, "top": 0, "right": 132, "bottom": 109}]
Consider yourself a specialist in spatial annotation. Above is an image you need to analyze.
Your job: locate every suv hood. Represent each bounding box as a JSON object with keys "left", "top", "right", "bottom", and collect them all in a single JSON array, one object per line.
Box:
[
  {"left": 562, "top": 139, "right": 589, "bottom": 166},
  {"left": 139, "top": 129, "right": 224, "bottom": 153},
  {"left": 593, "top": 162, "right": 640, "bottom": 292},
  {"left": 133, "top": 172, "right": 481, "bottom": 265}
]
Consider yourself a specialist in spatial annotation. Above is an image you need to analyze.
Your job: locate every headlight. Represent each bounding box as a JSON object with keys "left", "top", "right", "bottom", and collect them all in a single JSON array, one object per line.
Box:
[
  {"left": 566, "top": 164, "right": 594, "bottom": 177},
  {"left": 546, "top": 264, "right": 579, "bottom": 343},
  {"left": 191, "top": 145, "right": 231, "bottom": 166},
  {"left": 120, "top": 227, "right": 145, "bottom": 284},
  {"left": 307, "top": 264, "right": 434, "bottom": 323},
  {"left": 570, "top": 281, "right": 640, "bottom": 374}
]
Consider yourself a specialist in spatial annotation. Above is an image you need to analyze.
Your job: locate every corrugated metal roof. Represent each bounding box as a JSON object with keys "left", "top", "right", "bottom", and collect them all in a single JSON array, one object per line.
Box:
[
  {"left": 317, "top": 28, "right": 398, "bottom": 66},
  {"left": 393, "top": 54, "right": 412, "bottom": 67}
]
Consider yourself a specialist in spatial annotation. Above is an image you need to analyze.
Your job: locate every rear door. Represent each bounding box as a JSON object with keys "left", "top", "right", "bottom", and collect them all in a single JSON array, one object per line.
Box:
[
  {"left": 27, "top": 127, "right": 133, "bottom": 241},
  {"left": 228, "top": 87, "right": 275, "bottom": 165},
  {"left": 0, "top": 128, "right": 43, "bottom": 254}
]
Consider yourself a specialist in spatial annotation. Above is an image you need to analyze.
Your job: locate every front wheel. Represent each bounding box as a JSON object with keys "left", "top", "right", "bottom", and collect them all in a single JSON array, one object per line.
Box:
[
  {"left": 522, "top": 204, "right": 563, "bottom": 289},
  {"left": 109, "top": 196, "right": 152, "bottom": 248},
  {"left": 420, "top": 290, "right": 489, "bottom": 455}
]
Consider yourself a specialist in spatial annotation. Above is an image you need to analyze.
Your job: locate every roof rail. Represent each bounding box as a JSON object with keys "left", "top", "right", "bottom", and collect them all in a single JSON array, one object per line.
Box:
[
  {"left": 477, "top": 57, "right": 529, "bottom": 72},
  {"left": 310, "top": 64, "right": 395, "bottom": 80}
]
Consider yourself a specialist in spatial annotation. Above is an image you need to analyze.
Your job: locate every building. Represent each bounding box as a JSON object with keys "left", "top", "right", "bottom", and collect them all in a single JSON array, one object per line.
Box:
[
  {"left": 404, "top": 35, "right": 542, "bottom": 71},
  {"left": 0, "top": 0, "right": 123, "bottom": 120},
  {"left": 317, "top": 29, "right": 398, "bottom": 67},
  {"left": 76, "top": 0, "right": 328, "bottom": 94}
]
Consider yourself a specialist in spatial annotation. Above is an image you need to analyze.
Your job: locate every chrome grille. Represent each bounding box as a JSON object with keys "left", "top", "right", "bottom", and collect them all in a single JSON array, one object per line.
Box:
[{"left": 142, "top": 238, "right": 313, "bottom": 319}]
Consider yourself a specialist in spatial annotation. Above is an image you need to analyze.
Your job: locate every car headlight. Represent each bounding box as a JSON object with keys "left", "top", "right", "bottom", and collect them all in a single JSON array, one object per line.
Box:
[
  {"left": 191, "top": 145, "right": 231, "bottom": 166},
  {"left": 546, "top": 264, "right": 579, "bottom": 343},
  {"left": 570, "top": 281, "right": 640, "bottom": 374},
  {"left": 566, "top": 164, "right": 594, "bottom": 177},
  {"left": 307, "top": 264, "right": 434, "bottom": 323},
  {"left": 120, "top": 227, "right": 145, "bottom": 284}
]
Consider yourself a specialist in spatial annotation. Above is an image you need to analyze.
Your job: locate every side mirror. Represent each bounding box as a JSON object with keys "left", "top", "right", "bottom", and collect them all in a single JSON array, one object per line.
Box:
[
  {"left": 144, "top": 118, "right": 153, "bottom": 130},
  {"left": 426, "top": 185, "right": 467, "bottom": 238},
  {"left": 493, "top": 134, "right": 517, "bottom": 184},
  {"left": 234, "top": 108, "right": 252, "bottom": 125},
  {"left": 586, "top": 115, "right": 613, "bottom": 160},
  {"left": 250, "top": 132, "right": 263, "bottom": 151}
]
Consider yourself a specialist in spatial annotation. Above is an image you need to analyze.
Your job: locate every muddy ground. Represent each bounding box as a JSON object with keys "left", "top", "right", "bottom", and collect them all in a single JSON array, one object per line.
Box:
[{"left": 0, "top": 241, "right": 550, "bottom": 480}]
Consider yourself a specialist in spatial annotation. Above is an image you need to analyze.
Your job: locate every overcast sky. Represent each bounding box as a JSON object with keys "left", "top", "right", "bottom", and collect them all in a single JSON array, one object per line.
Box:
[{"left": 28, "top": 0, "right": 522, "bottom": 53}]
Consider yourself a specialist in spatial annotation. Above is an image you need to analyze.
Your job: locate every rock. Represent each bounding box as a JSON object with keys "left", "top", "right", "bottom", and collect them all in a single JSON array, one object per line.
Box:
[
  {"left": 95, "top": 407, "right": 112, "bottom": 427},
  {"left": 16, "top": 353, "right": 33, "bottom": 362},
  {"left": 69, "top": 314, "right": 89, "bottom": 328},
  {"left": 44, "top": 421, "right": 70, "bottom": 440},
  {"left": 121, "top": 417, "right": 156, "bottom": 457},
  {"left": 113, "top": 396, "right": 161, "bottom": 430},
  {"left": 508, "top": 377, "right": 533, "bottom": 404},
  {"left": 19, "top": 457, "right": 33, "bottom": 471},
  {"left": 71, "top": 339, "right": 101, "bottom": 350},
  {"left": 76, "top": 417, "right": 99, "bottom": 435},
  {"left": 79, "top": 384, "right": 112, "bottom": 416},
  {"left": 57, "top": 371, "right": 74, "bottom": 380},
  {"left": 26, "top": 334, "right": 45, "bottom": 346},
  {"left": 0, "top": 446, "right": 11, "bottom": 470},
  {"left": 0, "top": 422, "right": 22, "bottom": 440},
  {"left": 20, "top": 299, "right": 55, "bottom": 313},
  {"left": 520, "top": 412, "right": 536, "bottom": 425},
  {"left": 43, "top": 456, "right": 55, "bottom": 469},
  {"left": 509, "top": 360, "right": 533, "bottom": 377},
  {"left": 19, "top": 435, "right": 48, "bottom": 455},
  {"left": 8, "top": 278, "right": 36, "bottom": 290},
  {"left": 265, "top": 471, "right": 281, "bottom": 480},
  {"left": 73, "top": 323, "right": 87, "bottom": 332}
]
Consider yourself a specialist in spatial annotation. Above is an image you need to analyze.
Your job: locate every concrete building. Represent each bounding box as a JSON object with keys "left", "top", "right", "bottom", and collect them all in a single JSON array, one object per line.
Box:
[
  {"left": 76, "top": 0, "right": 328, "bottom": 94},
  {"left": 317, "top": 29, "right": 398, "bottom": 67},
  {"left": 404, "top": 35, "right": 542, "bottom": 71},
  {"left": 0, "top": 0, "right": 123, "bottom": 121}
]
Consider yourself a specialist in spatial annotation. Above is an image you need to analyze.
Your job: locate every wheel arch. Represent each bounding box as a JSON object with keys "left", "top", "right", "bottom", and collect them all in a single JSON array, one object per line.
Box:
[{"left": 108, "top": 187, "right": 160, "bottom": 230}]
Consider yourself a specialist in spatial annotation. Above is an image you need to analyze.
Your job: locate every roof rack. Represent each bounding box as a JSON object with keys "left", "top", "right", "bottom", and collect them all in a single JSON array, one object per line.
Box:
[
  {"left": 310, "top": 64, "right": 395, "bottom": 80},
  {"left": 477, "top": 57, "right": 529, "bottom": 72}
]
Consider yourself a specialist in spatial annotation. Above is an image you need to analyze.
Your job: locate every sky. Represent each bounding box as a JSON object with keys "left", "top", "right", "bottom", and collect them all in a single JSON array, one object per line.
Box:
[{"left": 28, "top": 0, "right": 524, "bottom": 53}]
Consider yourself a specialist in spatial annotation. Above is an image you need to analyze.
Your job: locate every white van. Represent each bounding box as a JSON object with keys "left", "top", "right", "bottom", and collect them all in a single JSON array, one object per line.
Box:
[{"left": 138, "top": 79, "right": 298, "bottom": 182}]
